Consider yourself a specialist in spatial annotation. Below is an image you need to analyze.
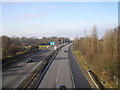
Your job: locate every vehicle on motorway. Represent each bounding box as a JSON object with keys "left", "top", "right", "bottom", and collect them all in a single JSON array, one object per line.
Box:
[
  {"left": 64, "top": 50, "right": 67, "bottom": 53},
  {"left": 59, "top": 85, "right": 66, "bottom": 90},
  {"left": 26, "top": 58, "right": 32, "bottom": 63}
]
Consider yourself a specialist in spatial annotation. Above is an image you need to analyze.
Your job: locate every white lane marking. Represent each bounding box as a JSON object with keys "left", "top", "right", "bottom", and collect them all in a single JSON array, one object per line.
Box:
[
  {"left": 2, "top": 60, "right": 27, "bottom": 76},
  {"left": 58, "top": 69, "right": 59, "bottom": 73},
  {"left": 2, "top": 68, "right": 18, "bottom": 76},
  {"left": 55, "top": 58, "right": 61, "bottom": 87},
  {"left": 15, "top": 61, "right": 42, "bottom": 88},
  {"left": 2, "top": 49, "right": 49, "bottom": 75},
  {"left": 14, "top": 73, "right": 30, "bottom": 88},
  {"left": 2, "top": 50, "right": 48, "bottom": 76},
  {"left": 56, "top": 78, "right": 57, "bottom": 82},
  {"left": 0, "top": 73, "right": 2, "bottom": 76},
  {"left": 32, "top": 61, "right": 42, "bottom": 72}
]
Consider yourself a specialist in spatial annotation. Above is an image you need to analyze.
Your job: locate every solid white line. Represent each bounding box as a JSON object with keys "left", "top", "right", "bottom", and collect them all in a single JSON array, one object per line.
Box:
[
  {"left": 32, "top": 62, "right": 42, "bottom": 72},
  {"left": 3, "top": 50, "right": 49, "bottom": 76},
  {"left": 67, "top": 45, "right": 75, "bottom": 88},
  {"left": 15, "top": 61, "right": 42, "bottom": 88},
  {"left": 71, "top": 46, "right": 93, "bottom": 88},
  {"left": 14, "top": 73, "right": 30, "bottom": 88}
]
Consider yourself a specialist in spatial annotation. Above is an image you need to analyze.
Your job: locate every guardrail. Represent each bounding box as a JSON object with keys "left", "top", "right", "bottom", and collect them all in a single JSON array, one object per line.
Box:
[
  {"left": 87, "top": 70, "right": 105, "bottom": 90},
  {"left": 15, "top": 44, "right": 66, "bottom": 89},
  {"left": 33, "top": 47, "right": 61, "bottom": 89}
]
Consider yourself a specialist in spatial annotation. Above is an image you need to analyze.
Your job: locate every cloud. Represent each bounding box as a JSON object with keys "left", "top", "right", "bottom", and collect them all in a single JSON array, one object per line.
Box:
[{"left": 14, "top": 13, "right": 45, "bottom": 21}]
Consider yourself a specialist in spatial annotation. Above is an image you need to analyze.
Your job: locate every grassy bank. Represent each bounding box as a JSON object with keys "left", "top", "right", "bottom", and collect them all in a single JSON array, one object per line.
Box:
[
  {"left": 2, "top": 45, "right": 50, "bottom": 64},
  {"left": 2, "top": 49, "right": 39, "bottom": 64},
  {"left": 72, "top": 48, "right": 118, "bottom": 89}
]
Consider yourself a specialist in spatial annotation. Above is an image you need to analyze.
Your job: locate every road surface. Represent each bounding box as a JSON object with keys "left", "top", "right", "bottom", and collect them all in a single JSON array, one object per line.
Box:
[
  {"left": 2, "top": 43, "right": 92, "bottom": 89},
  {"left": 69, "top": 45, "right": 92, "bottom": 88},
  {"left": 38, "top": 44, "right": 74, "bottom": 88},
  {"left": 2, "top": 47, "right": 54, "bottom": 88},
  {"left": 38, "top": 44, "right": 92, "bottom": 89}
]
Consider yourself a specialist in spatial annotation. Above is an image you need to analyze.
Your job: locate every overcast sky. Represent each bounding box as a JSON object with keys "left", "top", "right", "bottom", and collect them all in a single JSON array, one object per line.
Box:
[{"left": 1, "top": 2, "right": 118, "bottom": 39}]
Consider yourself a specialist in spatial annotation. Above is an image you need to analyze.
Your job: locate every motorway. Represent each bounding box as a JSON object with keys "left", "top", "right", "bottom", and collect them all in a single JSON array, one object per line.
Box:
[
  {"left": 2, "top": 44, "right": 92, "bottom": 89},
  {"left": 38, "top": 44, "right": 74, "bottom": 88},
  {"left": 69, "top": 46, "right": 92, "bottom": 88},
  {"left": 38, "top": 44, "right": 92, "bottom": 89},
  {"left": 2, "top": 47, "right": 54, "bottom": 88}
]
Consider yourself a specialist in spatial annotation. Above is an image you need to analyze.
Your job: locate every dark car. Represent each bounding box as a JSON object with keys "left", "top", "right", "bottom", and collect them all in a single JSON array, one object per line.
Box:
[
  {"left": 26, "top": 58, "right": 32, "bottom": 63},
  {"left": 64, "top": 50, "right": 67, "bottom": 53},
  {"left": 59, "top": 85, "right": 66, "bottom": 90}
]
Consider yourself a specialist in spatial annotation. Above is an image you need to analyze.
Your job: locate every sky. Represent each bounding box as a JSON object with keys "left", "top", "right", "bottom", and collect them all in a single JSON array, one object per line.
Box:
[
  {"left": 1, "top": 0, "right": 119, "bottom": 2},
  {"left": 1, "top": 2, "right": 118, "bottom": 39}
]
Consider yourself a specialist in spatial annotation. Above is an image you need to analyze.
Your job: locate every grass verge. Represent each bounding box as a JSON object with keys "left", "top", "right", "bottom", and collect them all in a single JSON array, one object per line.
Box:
[
  {"left": 72, "top": 48, "right": 107, "bottom": 89},
  {"left": 72, "top": 47, "right": 119, "bottom": 89}
]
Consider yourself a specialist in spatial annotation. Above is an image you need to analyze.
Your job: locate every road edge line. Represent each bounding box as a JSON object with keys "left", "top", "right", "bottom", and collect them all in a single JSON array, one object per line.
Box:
[
  {"left": 14, "top": 61, "right": 43, "bottom": 89},
  {"left": 71, "top": 46, "right": 94, "bottom": 88},
  {"left": 68, "top": 45, "right": 75, "bottom": 89},
  {"left": 33, "top": 44, "right": 66, "bottom": 88},
  {"left": 33, "top": 50, "right": 59, "bottom": 88}
]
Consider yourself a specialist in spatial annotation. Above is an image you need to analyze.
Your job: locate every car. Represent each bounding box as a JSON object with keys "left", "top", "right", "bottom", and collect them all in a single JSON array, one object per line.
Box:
[
  {"left": 64, "top": 50, "right": 67, "bottom": 53},
  {"left": 26, "top": 58, "right": 32, "bottom": 63},
  {"left": 59, "top": 85, "right": 66, "bottom": 90}
]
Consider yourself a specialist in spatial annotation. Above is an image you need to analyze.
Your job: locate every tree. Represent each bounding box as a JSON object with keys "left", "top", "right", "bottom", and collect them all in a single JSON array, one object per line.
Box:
[
  {"left": 2, "top": 36, "right": 11, "bottom": 58},
  {"left": 91, "top": 25, "right": 98, "bottom": 54},
  {"left": 74, "top": 36, "right": 79, "bottom": 50}
]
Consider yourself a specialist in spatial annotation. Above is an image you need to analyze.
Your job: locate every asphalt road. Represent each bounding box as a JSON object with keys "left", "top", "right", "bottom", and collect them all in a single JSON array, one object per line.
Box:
[
  {"left": 2, "top": 44, "right": 92, "bottom": 89},
  {"left": 38, "top": 44, "right": 92, "bottom": 89},
  {"left": 38, "top": 44, "right": 74, "bottom": 88},
  {"left": 69, "top": 45, "right": 92, "bottom": 89},
  {"left": 2, "top": 47, "right": 54, "bottom": 88}
]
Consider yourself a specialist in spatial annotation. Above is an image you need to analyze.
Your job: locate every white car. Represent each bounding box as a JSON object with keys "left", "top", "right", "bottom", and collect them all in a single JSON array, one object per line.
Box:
[{"left": 26, "top": 58, "right": 32, "bottom": 63}]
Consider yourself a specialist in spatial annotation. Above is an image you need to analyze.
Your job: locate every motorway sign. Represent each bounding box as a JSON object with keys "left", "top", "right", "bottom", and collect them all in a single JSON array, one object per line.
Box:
[{"left": 50, "top": 41, "right": 55, "bottom": 45}]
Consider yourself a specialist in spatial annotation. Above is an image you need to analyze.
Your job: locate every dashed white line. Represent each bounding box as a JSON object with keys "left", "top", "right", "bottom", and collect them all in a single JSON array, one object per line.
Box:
[
  {"left": 2, "top": 68, "right": 17, "bottom": 75},
  {"left": 56, "top": 78, "right": 57, "bottom": 82},
  {"left": 14, "top": 61, "right": 42, "bottom": 88}
]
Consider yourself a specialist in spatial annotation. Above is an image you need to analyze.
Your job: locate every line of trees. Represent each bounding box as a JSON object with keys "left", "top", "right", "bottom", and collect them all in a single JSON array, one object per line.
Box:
[
  {"left": 74, "top": 25, "right": 119, "bottom": 87},
  {"left": 1, "top": 36, "right": 70, "bottom": 60}
]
